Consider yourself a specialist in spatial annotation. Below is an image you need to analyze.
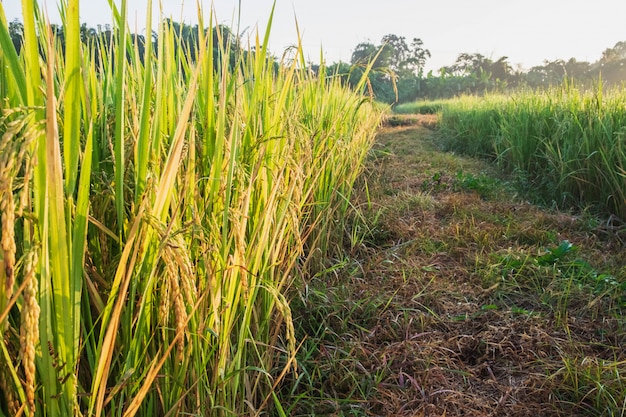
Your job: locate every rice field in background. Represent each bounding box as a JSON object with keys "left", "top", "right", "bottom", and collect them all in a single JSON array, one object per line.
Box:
[
  {"left": 0, "top": 1, "right": 382, "bottom": 415},
  {"left": 393, "top": 98, "right": 450, "bottom": 115},
  {"left": 426, "top": 86, "right": 626, "bottom": 218}
]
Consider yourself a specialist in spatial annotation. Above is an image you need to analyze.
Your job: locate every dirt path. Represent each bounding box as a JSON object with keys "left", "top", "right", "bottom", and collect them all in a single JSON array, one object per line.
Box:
[{"left": 290, "top": 116, "right": 626, "bottom": 417}]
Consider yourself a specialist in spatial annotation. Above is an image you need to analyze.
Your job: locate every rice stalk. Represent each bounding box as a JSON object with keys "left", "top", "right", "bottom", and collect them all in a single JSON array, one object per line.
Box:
[{"left": 0, "top": 1, "right": 382, "bottom": 415}]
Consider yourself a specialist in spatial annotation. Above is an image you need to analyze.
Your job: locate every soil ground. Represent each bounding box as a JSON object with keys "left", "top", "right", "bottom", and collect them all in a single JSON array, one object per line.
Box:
[{"left": 289, "top": 115, "right": 626, "bottom": 416}]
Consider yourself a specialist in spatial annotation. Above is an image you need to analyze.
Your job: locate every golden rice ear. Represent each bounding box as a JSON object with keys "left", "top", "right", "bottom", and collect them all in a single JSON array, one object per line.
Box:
[
  {"left": 0, "top": 364, "right": 20, "bottom": 416},
  {"left": 0, "top": 108, "right": 40, "bottom": 333},
  {"left": 19, "top": 249, "right": 40, "bottom": 414},
  {"left": 0, "top": 189, "right": 16, "bottom": 313},
  {"left": 0, "top": 146, "right": 16, "bottom": 319},
  {"left": 163, "top": 246, "right": 189, "bottom": 364}
]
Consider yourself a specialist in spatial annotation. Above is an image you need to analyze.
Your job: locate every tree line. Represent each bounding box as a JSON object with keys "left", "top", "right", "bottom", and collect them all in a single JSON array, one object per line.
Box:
[
  {"left": 324, "top": 35, "right": 626, "bottom": 103},
  {"left": 6, "top": 18, "right": 246, "bottom": 71},
  {"left": 6, "top": 19, "right": 626, "bottom": 103}
]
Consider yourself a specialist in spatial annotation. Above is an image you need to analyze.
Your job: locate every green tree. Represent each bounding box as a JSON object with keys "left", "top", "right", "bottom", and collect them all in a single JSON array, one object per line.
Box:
[
  {"left": 600, "top": 41, "right": 626, "bottom": 63},
  {"left": 442, "top": 53, "right": 513, "bottom": 93},
  {"left": 405, "top": 37, "right": 430, "bottom": 77},
  {"left": 380, "top": 34, "right": 408, "bottom": 71},
  {"left": 347, "top": 34, "right": 431, "bottom": 103},
  {"left": 381, "top": 34, "right": 430, "bottom": 77},
  {"left": 8, "top": 19, "right": 23, "bottom": 54},
  {"left": 350, "top": 41, "right": 382, "bottom": 67},
  {"left": 490, "top": 56, "right": 513, "bottom": 82},
  {"left": 524, "top": 58, "right": 592, "bottom": 88},
  {"left": 595, "top": 41, "right": 626, "bottom": 84}
]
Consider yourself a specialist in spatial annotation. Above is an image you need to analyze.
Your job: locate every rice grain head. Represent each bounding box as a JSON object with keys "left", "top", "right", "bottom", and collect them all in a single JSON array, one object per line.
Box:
[
  {"left": 19, "top": 248, "right": 40, "bottom": 413},
  {"left": 0, "top": 163, "right": 16, "bottom": 322},
  {"left": 0, "top": 363, "right": 20, "bottom": 416},
  {"left": 165, "top": 248, "right": 187, "bottom": 364}
]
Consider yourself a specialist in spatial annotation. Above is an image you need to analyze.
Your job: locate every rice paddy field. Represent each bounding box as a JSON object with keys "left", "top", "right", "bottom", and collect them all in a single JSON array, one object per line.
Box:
[
  {"left": 2, "top": 1, "right": 626, "bottom": 416},
  {"left": 0, "top": 1, "right": 381, "bottom": 415},
  {"left": 397, "top": 86, "right": 626, "bottom": 219}
]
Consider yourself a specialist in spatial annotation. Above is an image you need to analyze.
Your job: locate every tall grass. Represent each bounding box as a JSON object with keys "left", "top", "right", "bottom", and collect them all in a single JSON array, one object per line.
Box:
[
  {"left": 436, "top": 85, "right": 626, "bottom": 218},
  {"left": 393, "top": 98, "right": 450, "bottom": 115},
  {"left": 0, "top": 1, "right": 382, "bottom": 416}
]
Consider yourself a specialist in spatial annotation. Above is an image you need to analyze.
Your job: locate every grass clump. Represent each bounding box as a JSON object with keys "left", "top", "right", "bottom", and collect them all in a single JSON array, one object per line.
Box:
[
  {"left": 552, "top": 356, "right": 626, "bottom": 416},
  {"left": 484, "top": 240, "right": 626, "bottom": 319}
]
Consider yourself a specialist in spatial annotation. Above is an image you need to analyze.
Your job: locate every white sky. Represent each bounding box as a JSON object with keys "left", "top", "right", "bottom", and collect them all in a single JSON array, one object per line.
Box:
[{"left": 3, "top": 0, "right": 626, "bottom": 72}]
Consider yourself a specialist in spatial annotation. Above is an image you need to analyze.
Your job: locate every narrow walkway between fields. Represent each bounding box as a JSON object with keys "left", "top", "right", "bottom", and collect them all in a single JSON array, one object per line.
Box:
[{"left": 290, "top": 115, "right": 626, "bottom": 417}]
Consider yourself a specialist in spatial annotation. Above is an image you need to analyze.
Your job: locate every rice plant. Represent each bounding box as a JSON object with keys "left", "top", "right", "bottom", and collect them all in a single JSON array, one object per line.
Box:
[
  {"left": 435, "top": 85, "right": 626, "bottom": 218},
  {"left": 0, "top": 1, "right": 382, "bottom": 416}
]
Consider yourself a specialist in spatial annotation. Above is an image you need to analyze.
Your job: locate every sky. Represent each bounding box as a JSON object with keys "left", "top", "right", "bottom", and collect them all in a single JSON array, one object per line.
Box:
[{"left": 3, "top": 0, "right": 626, "bottom": 72}]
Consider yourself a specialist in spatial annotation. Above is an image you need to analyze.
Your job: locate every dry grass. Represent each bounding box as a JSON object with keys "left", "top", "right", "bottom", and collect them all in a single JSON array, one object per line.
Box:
[{"left": 287, "top": 115, "right": 626, "bottom": 416}]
